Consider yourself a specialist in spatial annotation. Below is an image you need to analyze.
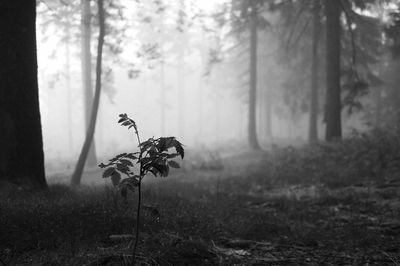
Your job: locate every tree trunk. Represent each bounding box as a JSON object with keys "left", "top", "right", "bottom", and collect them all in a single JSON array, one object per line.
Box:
[
  {"left": 81, "top": 0, "right": 97, "bottom": 166},
  {"left": 0, "top": 0, "right": 47, "bottom": 189},
  {"left": 160, "top": 54, "right": 166, "bottom": 135},
  {"left": 325, "top": 0, "right": 342, "bottom": 141},
  {"left": 264, "top": 81, "right": 272, "bottom": 141},
  {"left": 71, "top": 0, "right": 105, "bottom": 186},
  {"left": 177, "top": 0, "right": 185, "bottom": 140},
  {"left": 309, "top": 0, "right": 321, "bottom": 142},
  {"left": 177, "top": 48, "right": 185, "bottom": 140},
  {"left": 65, "top": 15, "right": 73, "bottom": 152},
  {"left": 248, "top": 0, "right": 261, "bottom": 149}
]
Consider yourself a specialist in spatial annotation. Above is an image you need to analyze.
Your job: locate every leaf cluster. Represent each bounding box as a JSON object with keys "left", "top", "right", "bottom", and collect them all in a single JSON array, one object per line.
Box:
[{"left": 99, "top": 114, "right": 184, "bottom": 198}]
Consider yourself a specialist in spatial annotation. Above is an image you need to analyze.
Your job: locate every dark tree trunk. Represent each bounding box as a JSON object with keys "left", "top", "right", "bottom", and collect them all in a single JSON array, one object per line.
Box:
[
  {"left": 81, "top": 0, "right": 97, "bottom": 166},
  {"left": 325, "top": 0, "right": 342, "bottom": 141},
  {"left": 248, "top": 0, "right": 260, "bottom": 150},
  {"left": 309, "top": 0, "right": 321, "bottom": 142},
  {"left": 71, "top": 0, "right": 105, "bottom": 186},
  {"left": 0, "top": 0, "right": 47, "bottom": 189}
]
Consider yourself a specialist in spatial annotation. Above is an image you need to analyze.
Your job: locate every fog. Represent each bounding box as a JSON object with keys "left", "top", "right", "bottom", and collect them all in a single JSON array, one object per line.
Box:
[{"left": 35, "top": 0, "right": 384, "bottom": 173}]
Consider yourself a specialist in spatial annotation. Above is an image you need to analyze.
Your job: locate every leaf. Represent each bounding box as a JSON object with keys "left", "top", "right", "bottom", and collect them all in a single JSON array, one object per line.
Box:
[
  {"left": 175, "top": 143, "right": 184, "bottom": 159},
  {"left": 148, "top": 147, "right": 158, "bottom": 157},
  {"left": 167, "top": 153, "right": 180, "bottom": 159},
  {"left": 163, "top": 137, "right": 175, "bottom": 149},
  {"left": 150, "top": 163, "right": 169, "bottom": 177},
  {"left": 148, "top": 167, "right": 158, "bottom": 177},
  {"left": 168, "top": 160, "right": 180, "bottom": 168},
  {"left": 102, "top": 167, "right": 115, "bottom": 178},
  {"left": 125, "top": 153, "right": 139, "bottom": 160},
  {"left": 112, "top": 153, "right": 127, "bottom": 161},
  {"left": 166, "top": 138, "right": 184, "bottom": 158},
  {"left": 127, "top": 176, "right": 140, "bottom": 187},
  {"left": 111, "top": 171, "right": 121, "bottom": 186},
  {"left": 119, "top": 159, "right": 134, "bottom": 167},
  {"left": 118, "top": 113, "right": 127, "bottom": 123},
  {"left": 161, "top": 152, "right": 179, "bottom": 159},
  {"left": 141, "top": 138, "right": 155, "bottom": 146},
  {"left": 116, "top": 163, "right": 130, "bottom": 173},
  {"left": 157, "top": 137, "right": 168, "bottom": 152}
]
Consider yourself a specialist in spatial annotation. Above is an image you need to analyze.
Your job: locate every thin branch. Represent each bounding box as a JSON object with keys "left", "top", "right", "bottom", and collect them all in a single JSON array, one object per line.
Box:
[{"left": 291, "top": 16, "right": 311, "bottom": 49}]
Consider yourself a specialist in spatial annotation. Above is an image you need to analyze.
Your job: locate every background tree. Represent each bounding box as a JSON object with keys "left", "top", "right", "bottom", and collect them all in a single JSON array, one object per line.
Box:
[
  {"left": 248, "top": 0, "right": 261, "bottom": 149},
  {"left": 309, "top": 0, "right": 321, "bottom": 142},
  {"left": 325, "top": 0, "right": 342, "bottom": 141},
  {"left": 71, "top": 0, "right": 105, "bottom": 186},
  {"left": 219, "top": 0, "right": 268, "bottom": 148},
  {"left": 81, "top": 0, "right": 98, "bottom": 166},
  {"left": 0, "top": 0, "right": 47, "bottom": 189}
]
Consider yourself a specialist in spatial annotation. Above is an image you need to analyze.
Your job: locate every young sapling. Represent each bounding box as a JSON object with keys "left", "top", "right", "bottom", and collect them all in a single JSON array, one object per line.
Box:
[{"left": 99, "top": 113, "right": 184, "bottom": 263}]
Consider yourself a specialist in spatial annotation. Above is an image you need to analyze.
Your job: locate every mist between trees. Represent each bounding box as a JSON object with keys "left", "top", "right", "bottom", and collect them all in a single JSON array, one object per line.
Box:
[{"left": 31, "top": 0, "right": 399, "bottom": 175}]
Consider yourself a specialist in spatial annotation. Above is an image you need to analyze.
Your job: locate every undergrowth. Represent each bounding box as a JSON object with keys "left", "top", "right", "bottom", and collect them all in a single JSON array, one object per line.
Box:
[
  {"left": 254, "top": 128, "right": 400, "bottom": 188},
  {"left": 1, "top": 129, "right": 400, "bottom": 265}
]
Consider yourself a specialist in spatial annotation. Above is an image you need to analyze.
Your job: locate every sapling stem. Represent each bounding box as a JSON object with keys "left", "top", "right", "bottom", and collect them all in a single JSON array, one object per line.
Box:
[
  {"left": 132, "top": 181, "right": 141, "bottom": 264},
  {"left": 132, "top": 127, "right": 142, "bottom": 264}
]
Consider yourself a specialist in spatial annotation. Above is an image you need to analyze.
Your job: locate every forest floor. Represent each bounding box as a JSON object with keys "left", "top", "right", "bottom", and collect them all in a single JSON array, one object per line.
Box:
[{"left": 1, "top": 134, "right": 400, "bottom": 265}]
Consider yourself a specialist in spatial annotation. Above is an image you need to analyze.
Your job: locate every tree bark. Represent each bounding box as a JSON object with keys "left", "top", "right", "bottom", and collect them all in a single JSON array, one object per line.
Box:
[
  {"left": 309, "top": 0, "right": 321, "bottom": 142},
  {"left": 81, "top": 0, "right": 97, "bottom": 166},
  {"left": 248, "top": 0, "right": 261, "bottom": 149},
  {"left": 71, "top": 0, "right": 105, "bottom": 186},
  {"left": 0, "top": 0, "right": 47, "bottom": 189},
  {"left": 325, "top": 0, "right": 342, "bottom": 141}
]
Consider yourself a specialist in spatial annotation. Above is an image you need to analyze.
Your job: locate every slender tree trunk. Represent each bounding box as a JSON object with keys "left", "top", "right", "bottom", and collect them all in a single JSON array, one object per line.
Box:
[
  {"left": 177, "top": 50, "right": 185, "bottom": 139},
  {"left": 177, "top": 0, "right": 186, "bottom": 140},
  {"left": 0, "top": 0, "right": 47, "bottom": 189},
  {"left": 215, "top": 93, "right": 221, "bottom": 142},
  {"left": 196, "top": 32, "right": 206, "bottom": 143},
  {"left": 309, "top": 0, "right": 321, "bottom": 142},
  {"left": 264, "top": 101, "right": 272, "bottom": 138},
  {"left": 264, "top": 81, "right": 272, "bottom": 141},
  {"left": 248, "top": 0, "right": 260, "bottom": 149},
  {"left": 65, "top": 16, "right": 73, "bottom": 152},
  {"left": 325, "top": 0, "right": 342, "bottom": 141},
  {"left": 71, "top": 0, "right": 105, "bottom": 186},
  {"left": 81, "top": 0, "right": 97, "bottom": 166},
  {"left": 160, "top": 54, "right": 166, "bottom": 135},
  {"left": 197, "top": 76, "right": 203, "bottom": 141}
]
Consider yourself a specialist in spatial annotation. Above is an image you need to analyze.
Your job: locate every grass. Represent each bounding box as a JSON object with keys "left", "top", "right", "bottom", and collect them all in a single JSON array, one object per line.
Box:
[{"left": 1, "top": 129, "right": 400, "bottom": 265}]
